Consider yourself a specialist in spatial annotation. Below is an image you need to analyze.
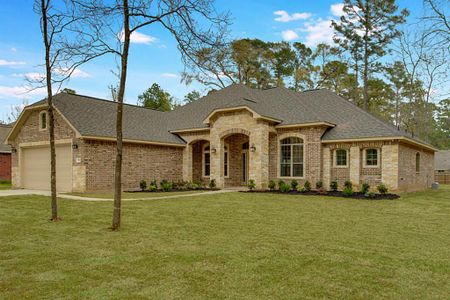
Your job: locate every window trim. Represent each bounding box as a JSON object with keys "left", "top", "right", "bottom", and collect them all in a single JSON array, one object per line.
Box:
[
  {"left": 415, "top": 152, "right": 420, "bottom": 173},
  {"left": 223, "top": 143, "right": 229, "bottom": 178},
  {"left": 363, "top": 148, "right": 380, "bottom": 168},
  {"left": 202, "top": 143, "right": 210, "bottom": 178},
  {"left": 277, "top": 134, "right": 305, "bottom": 179},
  {"left": 333, "top": 149, "right": 349, "bottom": 168},
  {"left": 39, "top": 111, "right": 48, "bottom": 131}
]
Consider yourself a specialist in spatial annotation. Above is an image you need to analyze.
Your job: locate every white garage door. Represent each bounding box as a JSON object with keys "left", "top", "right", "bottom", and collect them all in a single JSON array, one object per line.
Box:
[{"left": 21, "top": 144, "right": 72, "bottom": 192}]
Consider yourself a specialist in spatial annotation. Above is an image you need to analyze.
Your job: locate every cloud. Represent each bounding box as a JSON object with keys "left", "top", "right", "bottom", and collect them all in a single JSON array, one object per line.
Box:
[
  {"left": 67, "top": 69, "right": 91, "bottom": 78},
  {"left": 330, "top": 3, "right": 345, "bottom": 17},
  {"left": 162, "top": 73, "right": 178, "bottom": 78},
  {"left": 281, "top": 30, "right": 299, "bottom": 41},
  {"left": 0, "top": 59, "right": 26, "bottom": 67},
  {"left": 0, "top": 85, "right": 47, "bottom": 99},
  {"left": 12, "top": 69, "right": 90, "bottom": 80},
  {"left": 12, "top": 72, "right": 46, "bottom": 81},
  {"left": 10, "top": 47, "right": 17, "bottom": 52},
  {"left": 301, "top": 19, "right": 334, "bottom": 47},
  {"left": 119, "top": 30, "right": 157, "bottom": 45},
  {"left": 274, "top": 10, "right": 311, "bottom": 22}
]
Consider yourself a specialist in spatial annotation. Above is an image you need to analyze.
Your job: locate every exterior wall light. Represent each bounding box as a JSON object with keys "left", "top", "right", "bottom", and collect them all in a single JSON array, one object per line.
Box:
[
  {"left": 211, "top": 148, "right": 217, "bottom": 154},
  {"left": 11, "top": 147, "right": 17, "bottom": 153},
  {"left": 72, "top": 144, "right": 78, "bottom": 150},
  {"left": 250, "top": 144, "right": 256, "bottom": 152}
]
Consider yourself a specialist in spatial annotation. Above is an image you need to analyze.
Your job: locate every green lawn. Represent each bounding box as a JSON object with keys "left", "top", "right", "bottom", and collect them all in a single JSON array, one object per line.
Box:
[
  {"left": 1, "top": 187, "right": 449, "bottom": 299},
  {"left": 66, "top": 190, "right": 207, "bottom": 199},
  {"left": 0, "top": 180, "right": 11, "bottom": 190}
]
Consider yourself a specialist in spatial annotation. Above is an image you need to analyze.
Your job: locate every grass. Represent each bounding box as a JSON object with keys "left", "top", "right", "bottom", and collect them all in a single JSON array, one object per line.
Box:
[
  {"left": 1, "top": 186, "right": 449, "bottom": 299},
  {"left": 0, "top": 180, "right": 11, "bottom": 190},
  {"left": 65, "top": 190, "right": 207, "bottom": 199}
]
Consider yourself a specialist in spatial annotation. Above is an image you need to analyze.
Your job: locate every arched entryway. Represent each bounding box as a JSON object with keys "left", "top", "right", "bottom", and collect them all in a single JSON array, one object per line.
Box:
[{"left": 222, "top": 133, "right": 250, "bottom": 187}]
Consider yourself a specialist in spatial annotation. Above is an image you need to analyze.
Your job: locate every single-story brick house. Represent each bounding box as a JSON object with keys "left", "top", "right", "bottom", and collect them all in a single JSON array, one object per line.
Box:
[
  {"left": 6, "top": 84, "right": 436, "bottom": 192},
  {"left": 0, "top": 124, "right": 12, "bottom": 181},
  {"left": 434, "top": 150, "right": 450, "bottom": 184}
]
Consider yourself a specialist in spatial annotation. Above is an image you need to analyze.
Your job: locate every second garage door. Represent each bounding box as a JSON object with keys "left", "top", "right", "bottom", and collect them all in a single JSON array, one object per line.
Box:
[{"left": 21, "top": 144, "right": 72, "bottom": 192}]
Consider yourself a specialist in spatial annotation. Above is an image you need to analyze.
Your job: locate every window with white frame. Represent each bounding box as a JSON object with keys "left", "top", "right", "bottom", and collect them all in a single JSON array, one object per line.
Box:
[
  {"left": 334, "top": 149, "right": 348, "bottom": 167},
  {"left": 416, "top": 152, "right": 420, "bottom": 173},
  {"left": 224, "top": 144, "right": 229, "bottom": 177},
  {"left": 364, "top": 148, "right": 379, "bottom": 167},
  {"left": 39, "top": 111, "right": 48, "bottom": 130},
  {"left": 203, "top": 145, "right": 210, "bottom": 177},
  {"left": 280, "top": 137, "right": 304, "bottom": 177}
]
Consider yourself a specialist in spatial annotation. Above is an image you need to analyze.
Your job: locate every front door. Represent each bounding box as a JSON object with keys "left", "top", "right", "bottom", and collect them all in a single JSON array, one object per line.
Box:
[{"left": 241, "top": 150, "right": 249, "bottom": 184}]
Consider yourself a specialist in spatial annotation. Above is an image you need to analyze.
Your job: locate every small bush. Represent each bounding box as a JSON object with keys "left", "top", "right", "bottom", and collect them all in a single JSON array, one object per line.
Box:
[
  {"left": 304, "top": 181, "right": 311, "bottom": 192},
  {"left": 365, "top": 191, "right": 376, "bottom": 198},
  {"left": 342, "top": 186, "right": 354, "bottom": 197},
  {"left": 160, "top": 181, "right": 173, "bottom": 192},
  {"left": 148, "top": 184, "right": 157, "bottom": 192},
  {"left": 344, "top": 180, "right": 353, "bottom": 189},
  {"left": 330, "top": 181, "right": 338, "bottom": 192},
  {"left": 150, "top": 180, "right": 158, "bottom": 188},
  {"left": 187, "top": 182, "right": 199, "bottom": 190},
  {"left": 173, "top": 181, "right": 188, "bottom": 190},
  {"left": 209, "top": 179, "right": 216, "bottom": 189},
  {"left": 277, "top": 180, "right": 285, "bottom": 190},
  {"left": 360, "top": 182, "right": 370, "bottom": 194},
  {"left": 280, "top": 183, "right": 291, "bottom": 193},
  {"left": 377, "top": 183, "right": 388, "bottom": 194},
  {"left": 291, "top": 180, "right": 298, "bottom": 190},
  {"left": 248, "top": 179, "right": 256, "bottom": 191},
  {"left": 316, "top": 181, "right": 323, "bottom": 189},
  {"left": 268, "top": 180, "right": 276, "bottom": 191},
  {"left": 297, "top": 186, "right": 306, "bottom": 193},
  {"left": 139, "top": 180, "right": 147, "bottom": 191}
]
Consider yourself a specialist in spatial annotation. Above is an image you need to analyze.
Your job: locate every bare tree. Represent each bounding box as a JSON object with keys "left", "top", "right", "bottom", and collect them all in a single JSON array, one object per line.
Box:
[
  {"left": 74, "top": 0, "right": 229, "bottom": 230},
  {"left": 423, "top": 0, "right": 450, "bottom": 48}
]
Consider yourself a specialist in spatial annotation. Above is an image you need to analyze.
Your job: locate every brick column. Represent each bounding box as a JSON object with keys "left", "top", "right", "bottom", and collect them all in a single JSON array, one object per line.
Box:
[
  {"left": 210, "top": 138, "right": 224, "bottom": 188},
  {"left": 349, "top": 146, "right": 360, "bottom": 187},
  {"left": 381, "top": 144, "right": 399, "bottom": 191},
  {"left": 322, "top": 147, "right": 331, "bottom": 190},
  {"left": 249, "top": 125, "right": 269, "bottom": 190},
  {"left": 182, "top": 145, "right": 193, "bottom": 182}
]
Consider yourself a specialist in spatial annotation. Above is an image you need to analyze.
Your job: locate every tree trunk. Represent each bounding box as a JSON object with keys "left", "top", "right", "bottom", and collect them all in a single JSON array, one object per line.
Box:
[
  {"left": 41, "top": 0, "right": 58, "bottom": 221},
  {"left": 111, "top": 0, "right": 130, "bottom": 231},
  {"left": 363, "top": 2, "right": 370, "bottom": 111}
]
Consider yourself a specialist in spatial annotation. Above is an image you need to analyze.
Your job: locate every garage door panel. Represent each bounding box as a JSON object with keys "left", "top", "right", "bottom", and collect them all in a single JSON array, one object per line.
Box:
[{"left": 21, "top": 145, "right": 72, "bottom": 192}]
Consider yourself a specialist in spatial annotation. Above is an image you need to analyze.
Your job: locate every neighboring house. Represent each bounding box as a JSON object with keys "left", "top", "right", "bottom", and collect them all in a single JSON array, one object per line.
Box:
[
  {"left": 6, "top": 84, "right": 436, "bottom": 192},
  {"left": 434, "top": 150, "right": 450, "bottom": 184},
  {"left": 0, "top": 124, "right": 12, "bottom": 181}
]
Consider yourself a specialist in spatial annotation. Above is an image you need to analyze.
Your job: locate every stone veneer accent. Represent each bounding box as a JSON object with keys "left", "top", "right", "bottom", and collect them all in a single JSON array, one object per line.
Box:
[{"left": 381, "top": 144, "right": 399, "bottom": 191}]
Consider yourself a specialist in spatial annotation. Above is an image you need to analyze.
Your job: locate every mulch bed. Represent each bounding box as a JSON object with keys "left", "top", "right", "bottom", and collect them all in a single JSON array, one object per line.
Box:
[
  {"left": 242, "top": 190, "right": 400, "bottom": 200},
  {"left": 125, "top": 188, "right": 219, "bottom": 193}
]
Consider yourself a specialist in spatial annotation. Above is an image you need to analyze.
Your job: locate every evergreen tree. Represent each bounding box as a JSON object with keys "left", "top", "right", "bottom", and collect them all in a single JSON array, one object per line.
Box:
[{"left": 138, "top": 83, "right": 173, "bottom": 111}]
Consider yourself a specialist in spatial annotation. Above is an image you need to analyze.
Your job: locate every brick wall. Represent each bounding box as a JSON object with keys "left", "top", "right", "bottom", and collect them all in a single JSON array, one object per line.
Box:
[
  {"left": 398, "top": 142, "right": 434, "bottom": 191},
  {"left": 81, "top": 139, "right": 183, "bottom": 191},
  {"left": 0, "top": 153, "right": 11, "bottom": 181}
]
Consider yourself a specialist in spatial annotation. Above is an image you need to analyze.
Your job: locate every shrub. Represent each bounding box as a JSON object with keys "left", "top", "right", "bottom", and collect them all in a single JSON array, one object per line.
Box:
[
  {"left": 150, "top": 180, "right": 158, "bottom": 188},
  {"left": 297, "top": 186, "right": 306, "bottom": 193},
  {"left": 209, "top": 179, "right": 216, "bottom": 189},
  {"left": 187, "top": 182, "right": 199, "bottom": 190},
  {"left": 344, "top": 180, "right": 353, "bottom": 189},
  {"left": 304, "top": 181, "right": 311, "bottom": 192},
  {"left": 360, "top": 182, "right": 370, "bottom": 194},
  {"left": 139, "top": 180, "right": 147, "bottom": 191},
  {"left": 377, "top": 183, "right": 388, "bottom": 194},
  {"left": 316, "top": 181, "right": 323, "bottom": 189},
  {"left": 330, "top": 181, "right": 338, "bottom": 192},
  {"left": 160, "top": 181, "right": 173, "bottom": 192},
  {"left": 277, "top": 180, "right": 285, "bottom": 190},
  {"left": 342, "top": 186, "right": 354, "bottom": 197},
  {"left": 148, "top": 184, "right": 157, "bottom": 192},
  {"left": 291, "top": 180, "right": 298, "bottom": 190},
  {"left": 280, "top": 183, "right": 291, "bottom": 193},
  {"left": 365, "top": 191, "right": 376, "bottom": 198},
  {"left": 247, "top": 179, "right": 256, "bottom": 191},
  {"left": 268, "top": 180, "right": 276, "bottom": 191}
]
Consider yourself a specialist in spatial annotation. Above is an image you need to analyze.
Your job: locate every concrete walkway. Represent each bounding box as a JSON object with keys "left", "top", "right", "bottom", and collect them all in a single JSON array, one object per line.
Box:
[{"left": 0, "top": 189, "right": 236, "bottom": 202}]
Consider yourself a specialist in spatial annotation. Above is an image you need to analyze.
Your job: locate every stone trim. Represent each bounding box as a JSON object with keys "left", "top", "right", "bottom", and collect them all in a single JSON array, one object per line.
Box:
[
  {"left": 219, "top": 128, "right": 251, "bottom": 139},
  {"left": 276, "top": 132, "right": 306, "bottom": 179},
  {"left": 333, "top": 148, "right": 349, "bottom": 168}
]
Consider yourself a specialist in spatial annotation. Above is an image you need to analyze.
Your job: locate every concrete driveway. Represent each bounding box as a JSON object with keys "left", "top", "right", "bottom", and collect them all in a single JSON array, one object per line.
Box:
[{"left": 0, "top": 189, "right": 51, "bottom": 197}]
